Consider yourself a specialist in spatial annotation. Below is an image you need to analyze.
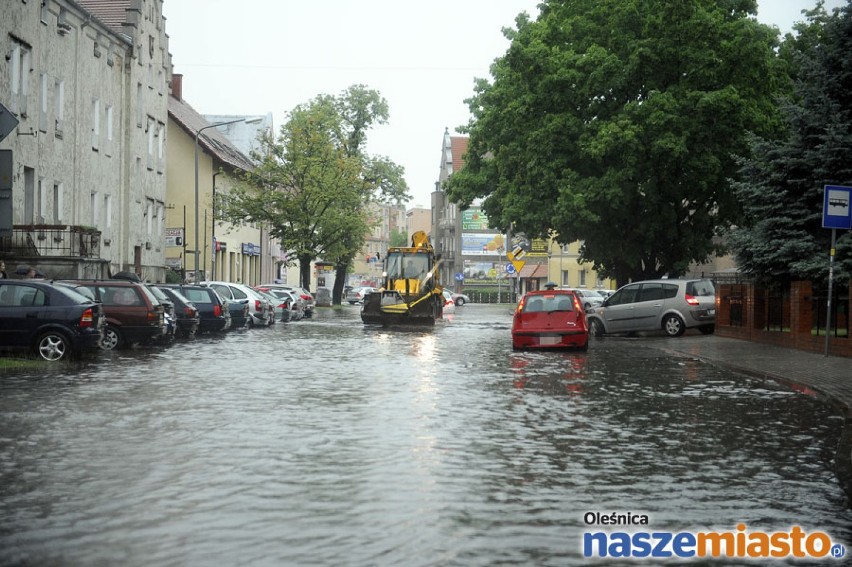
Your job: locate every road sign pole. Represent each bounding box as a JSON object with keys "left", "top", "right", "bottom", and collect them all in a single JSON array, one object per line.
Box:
[{"left": 824, "top": 228, "right": 836, "bottom": 356}]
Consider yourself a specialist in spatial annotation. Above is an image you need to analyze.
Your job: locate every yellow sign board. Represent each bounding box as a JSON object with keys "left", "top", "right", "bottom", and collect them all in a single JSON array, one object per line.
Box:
[{"left": 511, "top": 259, "right": 526, "bottom": 273}]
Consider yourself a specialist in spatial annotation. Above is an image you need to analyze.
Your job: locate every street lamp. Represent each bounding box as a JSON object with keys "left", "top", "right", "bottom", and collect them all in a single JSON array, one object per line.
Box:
[{"left": 194, "top": 117, "right": 262, "bottom": 283}]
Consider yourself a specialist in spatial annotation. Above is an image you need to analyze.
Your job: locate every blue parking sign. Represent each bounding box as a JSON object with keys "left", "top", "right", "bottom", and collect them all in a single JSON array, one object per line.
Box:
[{"left": 823, "top": 185, "right": 852, "bottom": 229}]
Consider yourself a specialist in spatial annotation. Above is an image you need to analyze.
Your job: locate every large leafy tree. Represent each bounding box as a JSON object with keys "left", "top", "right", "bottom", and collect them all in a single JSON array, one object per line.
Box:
[
  {"left": 446, "top": 0, "right": 785, "bottom": 286},
  {"left": 321, "top": 86, "right": 409, "bottom": 304},
  {"left": 217, "top": 86, "right": 408, "bottom": 301},
  {"left": 728, "top": 1, "right": 852, "bottom": 286},
  {"left": 217, "top": 98, "right": 367, "bottom": 289}
]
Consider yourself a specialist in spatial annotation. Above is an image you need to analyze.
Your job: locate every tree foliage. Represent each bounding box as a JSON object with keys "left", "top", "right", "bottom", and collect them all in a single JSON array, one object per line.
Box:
[
  {"left": 216, "top": 85, "right": 408, "bottom": 299},
  {"left": 728, "top": 2, "right": 852, "bottom": 286},
  {"left": 446, "top": 0, "right": 785, "bottom": 286},
  {"left": 217, "top": 97, "right": 368, "bottom": 289}
]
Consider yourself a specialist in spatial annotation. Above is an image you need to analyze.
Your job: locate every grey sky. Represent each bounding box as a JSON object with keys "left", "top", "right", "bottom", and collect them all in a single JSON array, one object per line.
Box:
[{"left": 163, "top": 0, "right": 846, "bottom": 208}]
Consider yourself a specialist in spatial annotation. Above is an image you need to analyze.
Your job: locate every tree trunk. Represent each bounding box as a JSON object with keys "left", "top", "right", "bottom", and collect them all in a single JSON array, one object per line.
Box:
[
  {"left": 299, "top": 254, "right": 312, "bottom": 291},
  {"left": 332, "top": 262, "right": 347, "bottom": 305}
]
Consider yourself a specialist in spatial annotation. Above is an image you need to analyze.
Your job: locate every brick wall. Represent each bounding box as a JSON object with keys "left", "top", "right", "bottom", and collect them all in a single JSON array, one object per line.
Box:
[{"left": 716, "top": 279, "right": 851, "bottom": 358}]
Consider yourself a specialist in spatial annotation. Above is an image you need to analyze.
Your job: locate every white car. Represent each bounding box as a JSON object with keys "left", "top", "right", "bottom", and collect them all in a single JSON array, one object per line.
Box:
[
  {"left": 451, "top": 292, "right": 471, "bottom": 306},
  {"left": 564, "top": 288, "right": 605, "bottom": 311},
  {"left": 261, "top": 284, "right": 314, "bottom": 318},
  {"left": 345, "top": 286, "right": 378, "bottom": 304},
  {"left": 442, "top": 290, "right": 456, "bottom": 315},
  {"left": 205, "top": 281, "right": 272, "bottom": 327}
]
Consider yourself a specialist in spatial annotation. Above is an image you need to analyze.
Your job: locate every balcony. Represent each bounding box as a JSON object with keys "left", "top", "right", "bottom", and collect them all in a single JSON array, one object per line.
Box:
[{"left": 1, "top": 224, "right": 102, "bottom": 258}]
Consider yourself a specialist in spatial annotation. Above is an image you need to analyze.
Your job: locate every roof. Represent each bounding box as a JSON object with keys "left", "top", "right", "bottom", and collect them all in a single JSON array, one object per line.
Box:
[
  {"left": 74, "top": 0, "right": 133, "bottom": 35},
  {"left": 168, "top": 97, "right": 255, "bottom": 172},
  {"left": 519, "top": 263, "right": 549, "bottom": 279},
  {"left": 450, "top": 136, "right": 469, "bottom": 172}
]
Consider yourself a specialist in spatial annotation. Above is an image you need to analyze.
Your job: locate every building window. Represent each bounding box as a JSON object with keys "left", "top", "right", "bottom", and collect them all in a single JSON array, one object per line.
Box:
[
  {"left": 54, "top": 79, "right": 64, "bottom": 136},
  {"left": 104, "top": 194, "right": 112, "bottom": 230},
  {"left": 37, "top": 177, "right": 46, "bottom": 222},
  {"left": 579, "top": 269, "right": 587, "bottom": 287},
  {"left": 39, "top": 73, "right": 48, "bottom": 131},
  {"left": 105, "top": 105, "right": 113, "bottom": 156},
  {"left": 157, "top": 122, "right": 165, "bottom": 172},
  {"left": 136, "top": 83, "right": 143, "bottom": 126},
  {"left": 561, "top": 270, "right": 569, "bottom": 287},
  {"left": 146, "top": 199, "right": 154, "bottom": 234},
  {"left": 146, "top": 117, "right": 154, "bottom": 170},
  {"left": 91, "top": 191, "right": 100, "bottom": 226},
  {"left": 91, "top": 99, "right": 100, "bottom": 150},
  {"left": 8, "top": 40, "right": 31, "bottom": 116},
  {"left": 53, "top": 183, "right": 64, "bottom": 223}
]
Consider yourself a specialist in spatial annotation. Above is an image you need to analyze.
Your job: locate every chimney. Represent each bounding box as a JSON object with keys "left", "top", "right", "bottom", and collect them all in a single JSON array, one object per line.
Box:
[{"left": 170, "top": 73, "right": 183, "bottom": 100}]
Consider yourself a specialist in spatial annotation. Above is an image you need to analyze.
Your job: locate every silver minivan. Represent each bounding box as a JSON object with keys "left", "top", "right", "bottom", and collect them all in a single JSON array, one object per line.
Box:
[{"left": 586, "top": 279, "right": 716, "bottom": 337}]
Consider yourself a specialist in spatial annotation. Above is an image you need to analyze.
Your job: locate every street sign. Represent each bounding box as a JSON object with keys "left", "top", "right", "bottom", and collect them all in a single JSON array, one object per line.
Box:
[
  {"left": 823, "top": 185, "right": 852, "bottom": 229},
  {"left": 511, "top": 259, "right": 526, "bottom": 273},
  {"left": 454, "top": 272, "right": 465, "bottom": 282},
  {"left": 0, "top": 103, "right": 19, "bottom": 143},
  {"left": 505, "top": 263, "right": 516, "bottom": 274}
]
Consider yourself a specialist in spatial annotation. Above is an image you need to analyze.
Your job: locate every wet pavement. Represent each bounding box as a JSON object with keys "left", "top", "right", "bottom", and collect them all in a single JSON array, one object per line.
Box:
[{"left": 1, "top": 304, "right": 851, "bottom": 565}]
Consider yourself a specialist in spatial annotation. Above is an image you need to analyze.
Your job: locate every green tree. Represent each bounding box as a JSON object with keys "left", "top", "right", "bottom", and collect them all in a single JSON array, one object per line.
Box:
[
  {"left": 728, "top": 2, "right": 852, "bottom": 285},
  {"left": 217, "top": 98, "right": 367, "bottom": 289},
  {"left": 322, "top": 85, "right": 409, "bottom": 305},
  {"left": 446, "top": 0, "right": 785, "bottom": 286}
]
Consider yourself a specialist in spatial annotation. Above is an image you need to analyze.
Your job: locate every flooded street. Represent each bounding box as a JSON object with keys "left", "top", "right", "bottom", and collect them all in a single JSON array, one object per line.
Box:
[{"left": 1, "top": 304, "right": 850, "bottom": 565}]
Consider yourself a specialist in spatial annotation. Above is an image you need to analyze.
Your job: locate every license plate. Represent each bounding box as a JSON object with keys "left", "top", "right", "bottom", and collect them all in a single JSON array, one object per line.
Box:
[
  {"left": 708, "top": 309, "right": 715, "bottom": 316},
  {"left": 539, "top": 336, "right": 560, "bottom": 345}
]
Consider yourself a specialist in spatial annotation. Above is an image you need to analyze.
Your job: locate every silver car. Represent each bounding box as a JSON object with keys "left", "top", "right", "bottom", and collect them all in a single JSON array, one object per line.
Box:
[{"left": 586, "top": 279, "right": 716, "bottom": 337}]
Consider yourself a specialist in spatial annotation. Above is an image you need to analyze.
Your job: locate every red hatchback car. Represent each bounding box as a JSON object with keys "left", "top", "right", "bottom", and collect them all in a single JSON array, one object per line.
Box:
[{"left": 512, "top": 288, "right": 589, "bottom": 351}]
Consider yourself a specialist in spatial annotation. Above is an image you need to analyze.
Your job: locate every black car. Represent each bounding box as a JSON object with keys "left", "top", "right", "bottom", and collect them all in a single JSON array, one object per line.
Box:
[
  {"left": 153, "top": 286, "right": 200, "bottom": 338},
  {"left": 159, "top": 285, "right": 231, "bottom": 334},
  {"left": 0, "top": 280, "right": 106, "bottom": 361}
]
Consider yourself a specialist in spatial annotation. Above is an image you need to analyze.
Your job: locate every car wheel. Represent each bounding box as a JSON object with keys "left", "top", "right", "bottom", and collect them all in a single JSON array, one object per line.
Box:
[
  {"left": 589, "top": 318, "right": 605, "bottom": 337},
  {"left": 455, "top": 297, "right": 465, "bottom": 306},
  {"left": 36, "top": 331, "right": 71, "bottom": 361},
  {"left": 699, "top": 324, "right": 715, "bottom": 335},
  {"left": 578, "top": 339, "right": 589, "bottom": 352},
  {"left": 663, "top": 314, "right": 686, "bottom": 337},
  {"left": 101, "top": 326, "right": 123, "bottom": 350}
]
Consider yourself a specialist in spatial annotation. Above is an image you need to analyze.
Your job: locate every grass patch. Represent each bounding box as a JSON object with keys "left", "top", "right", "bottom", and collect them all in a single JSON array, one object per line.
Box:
[{"left": 0, "top": 357, "right": 48, "bottom": 371}]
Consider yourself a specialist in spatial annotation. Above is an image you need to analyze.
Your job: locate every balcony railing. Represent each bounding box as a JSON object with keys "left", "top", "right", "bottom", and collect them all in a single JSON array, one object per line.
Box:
[{"left": 1, "top": 225, "right": 101, "bottom": 259}]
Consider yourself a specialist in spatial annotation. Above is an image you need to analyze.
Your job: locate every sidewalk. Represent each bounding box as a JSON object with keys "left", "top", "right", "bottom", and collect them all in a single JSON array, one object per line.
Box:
[
  {"left": 650, "top": 334, "right": 852, "bottom": 412},
  {"left": 648, "top": 334, "right": 852, "bottom": 500}
]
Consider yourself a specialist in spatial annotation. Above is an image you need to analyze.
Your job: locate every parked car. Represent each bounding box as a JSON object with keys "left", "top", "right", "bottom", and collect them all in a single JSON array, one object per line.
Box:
[
  {"left": 0, "top": 280, "right": 106, "bottom": 361},
  {"left": 206, "top": 281, "right": 271, "bottom": 327},
  {"left": 153, "top": 286, "right": 200, "bottom": 338},
  {"left": 442, "top": 290, "right": 456, "bottom": 315},
  {"left": 512, "top": 288, "right": 589, "bottom": 350},
  {"left": 55, "top": 280, "right": 166, "bottom": 350},
  {"left": 451, "top": 292, "right": 471, "bottom": 306},
  {"left": 261, "top": 284, "right": 314, "bottom": 318},
  {"left": 345, "top": 286, "right": 378, "bottom": 304},
  {"left": 160, "top": 285, "right": 231, "bottom": 334},
  {"left": 586, "top": 279, "right": 716, "bottom": 338},
  {"left": 146, "top": 284, "right": 177, "bottom": 343},
  {"left": 255, "top": 287, "right": 303, "bottom": 322},
  {"left": 564, "top": 288, "right": 606, "bottom": 311},
  {"left": 253, "top": 288, "right": 286, "bottom": 323}
]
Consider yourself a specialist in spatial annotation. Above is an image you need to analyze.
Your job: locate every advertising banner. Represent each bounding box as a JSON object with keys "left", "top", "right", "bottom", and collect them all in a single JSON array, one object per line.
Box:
[{"left": 461, "top": 233, "right": 506, "bottom": 256}]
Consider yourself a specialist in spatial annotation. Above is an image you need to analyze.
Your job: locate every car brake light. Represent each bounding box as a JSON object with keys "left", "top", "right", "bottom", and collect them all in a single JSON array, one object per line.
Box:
[
  {"left": 183, "top": 306, "right": 195, "bottom": 316},
  {"left": 573, "top": 295, "right": 583, "bottom": 312},
  {"left": 516, "top": 297, "right": 526, "bottom": 313},
  {"left": 213, "top": 305, "right": 222, "bottom": 317},
  {"left": 255, "top": 299, "right": 262, "bottom": 312},
  {"left": 147, "top": 310, "right": 158, "bottom": 322},
  {"left": 301, "top": 294, "right": 311, "bottom": 300},
  {"left": 80, "top": 307, "right": 94, "bottom": 328},
  {"left": 685, "top": 294, "right": 699, "bottom": 306}
]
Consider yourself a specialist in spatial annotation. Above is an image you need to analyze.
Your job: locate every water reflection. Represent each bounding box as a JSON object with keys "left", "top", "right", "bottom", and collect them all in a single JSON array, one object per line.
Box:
[{"left": 0, "top": 304, "right": 849, "bottom": 566}]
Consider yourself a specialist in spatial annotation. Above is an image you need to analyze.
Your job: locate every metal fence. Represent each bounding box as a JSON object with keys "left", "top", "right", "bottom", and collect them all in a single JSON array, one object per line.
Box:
[
  {"left": 0, "top": 225, "right": 101, "bottom": 259},
  {"left": 811, "top": 286, "right": 850, "bottom": 338}
]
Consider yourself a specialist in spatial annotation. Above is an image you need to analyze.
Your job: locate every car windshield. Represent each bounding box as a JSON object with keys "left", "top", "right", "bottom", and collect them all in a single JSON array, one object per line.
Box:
[
  {"left": 686, "top": 280, "right": 716, "bottom": 297},
  {"left": 523, "top": 294, "right": 574, "bottom": 312}
]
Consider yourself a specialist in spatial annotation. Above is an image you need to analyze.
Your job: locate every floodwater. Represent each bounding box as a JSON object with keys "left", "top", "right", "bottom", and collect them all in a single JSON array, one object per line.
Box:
[{"left": 1, "top": 304, "right": 850, "bottom": 566}]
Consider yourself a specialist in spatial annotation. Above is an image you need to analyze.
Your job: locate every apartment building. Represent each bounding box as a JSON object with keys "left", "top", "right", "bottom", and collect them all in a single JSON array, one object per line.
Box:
[{"left": 1, "top": 0, "right": 171, "bottom": 280}]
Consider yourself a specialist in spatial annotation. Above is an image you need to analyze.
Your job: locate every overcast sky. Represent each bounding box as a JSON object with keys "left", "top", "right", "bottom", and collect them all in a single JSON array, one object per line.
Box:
[{"left": 162, "top": 0, "right": 847, "bottom": 208}]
